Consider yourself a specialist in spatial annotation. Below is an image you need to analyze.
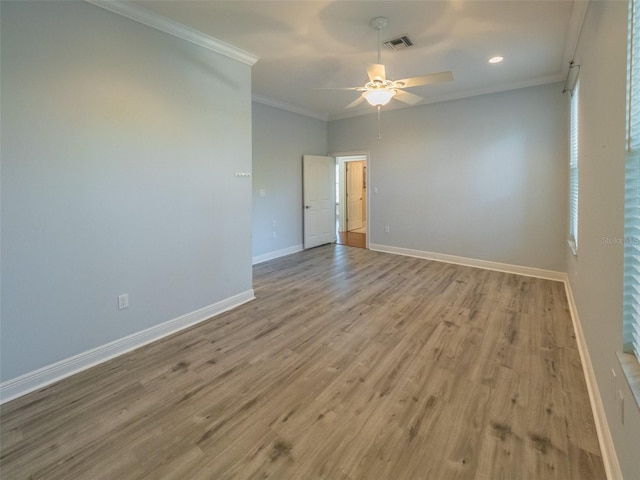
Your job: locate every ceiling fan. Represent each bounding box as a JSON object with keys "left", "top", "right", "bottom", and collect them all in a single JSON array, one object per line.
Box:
[{"left": 322, "top": 17, "right": 454, "bottom": 137}]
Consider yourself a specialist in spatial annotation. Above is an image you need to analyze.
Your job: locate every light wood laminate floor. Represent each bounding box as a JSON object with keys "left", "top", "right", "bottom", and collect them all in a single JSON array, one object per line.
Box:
[{"left": 0, "top": 245, "right": 605, "bottom": 479}]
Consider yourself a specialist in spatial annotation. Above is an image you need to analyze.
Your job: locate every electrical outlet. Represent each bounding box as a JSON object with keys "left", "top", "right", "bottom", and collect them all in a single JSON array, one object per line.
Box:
[
  {"left": 118, "top": 294, "right": 129, "bottom": 310},
  {"left": 384, "top": 226, "right": 390, "bottom": 233}
]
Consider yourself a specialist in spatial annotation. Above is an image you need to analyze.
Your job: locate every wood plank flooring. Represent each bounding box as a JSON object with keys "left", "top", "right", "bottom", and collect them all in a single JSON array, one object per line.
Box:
[
  {"left": 336, "top": 231, "right": 366, "bottom": 249},
  {"left": 0, "top": 245, "right": 605, "bottom": 479}
]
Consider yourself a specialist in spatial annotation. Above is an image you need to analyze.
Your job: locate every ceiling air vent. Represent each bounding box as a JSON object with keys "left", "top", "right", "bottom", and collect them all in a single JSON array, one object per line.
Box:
[{"left": 383, "top": 35, "right": 414, "bottom": 51}]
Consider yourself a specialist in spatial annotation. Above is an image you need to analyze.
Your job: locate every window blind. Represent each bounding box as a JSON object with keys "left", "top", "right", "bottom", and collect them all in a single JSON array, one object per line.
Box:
[
  {"left": 624, "top": 0, "right": 640, "bottom": 359},
  {"left": 568, "top": 79, "right": 579, "bottom": 254}
]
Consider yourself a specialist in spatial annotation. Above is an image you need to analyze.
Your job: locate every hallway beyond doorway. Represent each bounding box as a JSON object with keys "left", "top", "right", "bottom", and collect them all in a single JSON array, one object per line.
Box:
[
  {"left": 349, "top": 221, "right": 366, "bottom": 234},
  {"left": 336, "top": 218, "right": 366, "bottom": 248},
  {"left": 336, "top": 154, "right": 368, "bottom": 249},
  {"left": 336, "top": 230, "right": 366, "bottom": 249}
]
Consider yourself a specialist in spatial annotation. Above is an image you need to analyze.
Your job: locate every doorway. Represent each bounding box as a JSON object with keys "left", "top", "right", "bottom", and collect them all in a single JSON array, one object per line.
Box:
[{"left": 336, "top": 155, "right": 368, "bottom": 249}]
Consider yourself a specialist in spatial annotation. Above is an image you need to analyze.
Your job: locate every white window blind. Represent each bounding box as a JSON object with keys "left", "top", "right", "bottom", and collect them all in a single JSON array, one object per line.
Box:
[
  {"left": 624, "top": 0, "right": 640, "bottom": 359},
  {"left": 568, "top": 79, "right": 580, "bottom": 255}
]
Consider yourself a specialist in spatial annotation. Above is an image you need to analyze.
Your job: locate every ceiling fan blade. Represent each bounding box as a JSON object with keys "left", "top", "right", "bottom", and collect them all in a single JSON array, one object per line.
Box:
[
  {"left": 345, "top": 95, "right": 366, "bottom": 109},
  {"left": 394, "top": 89, "right": 423, "bottom": 106},
  {"left": 367, "top": 63, "right": 386, "bottom": 83},
  {"left": 394, "top": 71, "right": 454, "bottom": 88}
]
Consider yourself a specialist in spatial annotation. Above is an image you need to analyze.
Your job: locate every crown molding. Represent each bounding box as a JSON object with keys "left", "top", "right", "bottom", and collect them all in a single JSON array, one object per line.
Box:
[
  {"left": 252, "top": 95, "right": 329, "bottom": 121},
  {"left": 85, "top": 0, "right": 259, "bottom": 66},
  {"left": 328, "top": 74, "right": 565, "bottom": 121}
]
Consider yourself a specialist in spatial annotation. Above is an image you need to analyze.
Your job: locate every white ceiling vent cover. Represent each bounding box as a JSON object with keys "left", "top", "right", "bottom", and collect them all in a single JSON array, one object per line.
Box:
[{"left": 383, "top": 35, "right": 414, "bottom": 51}]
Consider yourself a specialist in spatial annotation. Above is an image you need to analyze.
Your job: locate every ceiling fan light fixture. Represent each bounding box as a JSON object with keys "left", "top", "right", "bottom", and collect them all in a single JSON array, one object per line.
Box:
[{"left": 363, "top": 88, "right": 396, "bottom": 106}]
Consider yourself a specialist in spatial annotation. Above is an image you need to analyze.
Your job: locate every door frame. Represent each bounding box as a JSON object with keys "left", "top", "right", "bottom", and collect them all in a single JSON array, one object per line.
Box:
[{"left": 334, "top": 151, "right": 370, "bottom": 249}]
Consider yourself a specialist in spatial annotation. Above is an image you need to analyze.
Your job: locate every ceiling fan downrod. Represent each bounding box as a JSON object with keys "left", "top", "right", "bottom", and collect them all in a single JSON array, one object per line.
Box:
[
  {"left": 370, "top": 16, "right": 388, "bottom": 65},
  {"left": 371, "top": 17, "right": 388, "bottom": 140}
]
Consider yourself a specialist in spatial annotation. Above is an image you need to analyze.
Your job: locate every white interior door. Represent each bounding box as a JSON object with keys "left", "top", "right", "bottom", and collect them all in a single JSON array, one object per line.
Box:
[
  {"left": 346, "top": 161, "right": 364, "bottom": 231},
  {"left": 303, "top": 155, "right": 336, "bottom": 249}
]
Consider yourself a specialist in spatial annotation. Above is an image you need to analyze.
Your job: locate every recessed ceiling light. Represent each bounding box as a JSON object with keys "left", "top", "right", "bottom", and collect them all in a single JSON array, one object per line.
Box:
[{"left": 489, "top": 56, "right": 504, "bottom": 64}]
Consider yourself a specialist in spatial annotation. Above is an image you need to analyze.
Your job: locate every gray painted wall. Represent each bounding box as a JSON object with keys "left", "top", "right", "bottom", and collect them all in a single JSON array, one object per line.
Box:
[
  {"left": 4, "top": 2, "right": 636, "bottom": 474},
  {"left": 1, "top": 1, "right": 253, "bottom": 381},
  {"left": 329, "top": 83, "right": 568, "bottom": 272},
  {"left": 566, "top": 2, "right": 640, "bottom": 478},
  {"left": 252, "top": 102, "right": 327, "bottom": 259}
]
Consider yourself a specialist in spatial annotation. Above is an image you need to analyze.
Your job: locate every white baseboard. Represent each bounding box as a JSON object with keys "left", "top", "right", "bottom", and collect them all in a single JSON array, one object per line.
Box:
[
  {"left": 563, "top": 280, "right": 622, "bottom": 480},
  {"left": 368, "top": 243, "right": 565, "bottom": 281},
  {"left": 0, "top": 244, "right": 623, "bottom": 480},
  {"left": 0, "top": 289, "right": 255, "bottom": 405},
  {"left": 369, "top": 243, "right": 621, "bottom": 477},
  {"left": 252, "top": 244, "right": 303, "bottom": 265}
]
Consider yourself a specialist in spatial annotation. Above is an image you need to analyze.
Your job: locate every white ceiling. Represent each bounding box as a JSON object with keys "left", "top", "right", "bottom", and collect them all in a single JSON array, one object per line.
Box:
[{"left": 133, "top": 0, "right": 586, "bottom": 120}]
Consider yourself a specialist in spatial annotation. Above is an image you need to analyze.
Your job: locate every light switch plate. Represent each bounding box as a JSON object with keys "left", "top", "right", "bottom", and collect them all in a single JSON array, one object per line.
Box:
[{"left": 118, "top": 294, "right": 129, "bottom": 310}]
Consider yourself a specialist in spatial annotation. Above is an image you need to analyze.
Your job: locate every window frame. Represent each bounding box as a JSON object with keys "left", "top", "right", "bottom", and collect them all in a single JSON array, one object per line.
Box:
[
  {"left": 622, "top": 0, "right": 640, "bottom": 407},
  {"left": 568, "top": 78, "right": 580, "bottom": 256}
]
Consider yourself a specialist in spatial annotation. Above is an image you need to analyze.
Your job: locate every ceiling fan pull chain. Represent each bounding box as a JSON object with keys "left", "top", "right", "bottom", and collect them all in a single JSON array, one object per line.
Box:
[{"left": 377, "top": 105, "right": 382, "bottom": 140}]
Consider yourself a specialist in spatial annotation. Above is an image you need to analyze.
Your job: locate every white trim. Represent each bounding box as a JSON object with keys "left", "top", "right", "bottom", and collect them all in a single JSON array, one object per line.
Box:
[
  {"left": 331, "top": 152, "right": 368, "bottom": 160},
  {"left": 369, "top": 243, "right": 565, "bottom": 281},
  {"left": 335, "top": 154, "right": 370, "bottom": 244},
  {"left": 369, "top": 242, "right": 621, "bottom": 478},
  {"left": 85, "top": 0, "right": 259, "bottom": 66},
  {"left": 252, "top": 244, "right": 303, "bottom": 265},
  {"left": 329, "top": 74, "right": 564, "bottom": 121},
  {"left": 252, "top": 95, "right": 329, "bottom": 122},
  {"left": 563, "top": 280, "right": 623, "bottom": 480},
  {"left": 0, "top": 290, "right": 255, "bottom": 405}
]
